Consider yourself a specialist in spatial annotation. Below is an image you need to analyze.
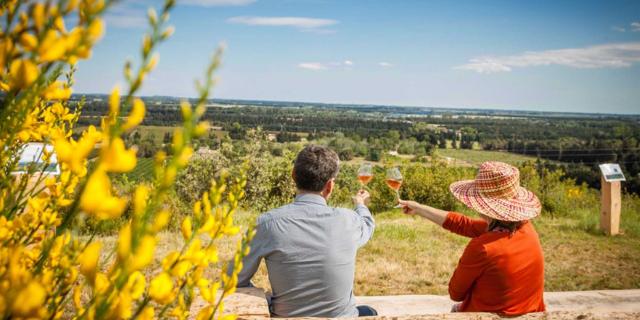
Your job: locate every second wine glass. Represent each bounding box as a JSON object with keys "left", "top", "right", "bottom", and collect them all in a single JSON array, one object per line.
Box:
[{"left": 385, "top": 167, "right": 403, "bottom": 207}]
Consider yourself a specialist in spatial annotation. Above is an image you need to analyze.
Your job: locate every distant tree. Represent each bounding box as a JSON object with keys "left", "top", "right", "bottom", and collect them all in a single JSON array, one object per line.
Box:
[
  {"left": 137, "top": 134, "right": 158, "bottom": 158},
  {"left": 163, "top": 131, "right": 172, "bottom": 144},
  {"left": 228, "top": 122, "right": 246, "bottom": 140},
  {"left": 338, "top": 149, "right": 354, "bottom": 161},
  {"left": 276, "top": 131, "right": 301, "bottom": 143},
  {"left": 132, "top": 131, "right": 141, "bottom": 144},
  {"left": 423, "top": 142, "right": 435, "bottom": 155},
  {"left": 438, "top": 136, "right": 447, "bottom": 149},
  {"left": 366, "top": 148, "right": 382, "bottom": 162}
]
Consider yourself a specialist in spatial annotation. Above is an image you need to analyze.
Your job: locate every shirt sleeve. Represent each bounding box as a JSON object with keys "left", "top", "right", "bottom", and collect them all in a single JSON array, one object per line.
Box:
[
  {"left": 442, "top": 212, "right": 488, "bottom": 238},
  {"left": 448, "top": 239, "right": 488, "bottom": 302},
  {"left": 354, "top": 204, "right": 375, "bottom": 247},
  {"left": 236, "top": 220, "right": 268, "bottom": 287}
]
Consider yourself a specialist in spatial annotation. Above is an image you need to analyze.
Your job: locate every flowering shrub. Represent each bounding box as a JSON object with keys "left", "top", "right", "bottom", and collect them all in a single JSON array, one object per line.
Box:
[
  {"left": 176, "top": 129, "right": 297, "bottom": 213},
  {"left": 0, "top": 1, "right": 253, "bottom": 319}
]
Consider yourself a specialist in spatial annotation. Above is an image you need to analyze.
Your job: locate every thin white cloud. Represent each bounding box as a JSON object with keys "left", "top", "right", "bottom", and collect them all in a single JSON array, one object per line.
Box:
[
  {"left": 632, "top": 22, "right": 640, "bottom": 32},
  {"left": 182, "top": 0, "right": 256, "bottom": 6},
  {"left": 227, "top": 16, "right": 338, "bottom": 29},
  {"left": 105, "top": 14, "right": 147, "bottom": 28},
  {"left": 378, "top": 62, "right": 393, "bottom": 67},
  {"left": 104, "top": 4, "right": 146, "bottom": 28},
  {"left": 105, "top": 0, "right": 256, "bottom": 29},
  {"left": 455, "top": 42, "right": 640, "bottom": 73},
  {"left": 297, "top": 60, "right": 356, "bottom": 71},
  {"left": 300, "top": 28, "right": 336, "bottom": 35},
  {"left": 611, "top": 26, "right": 626, "bottom": 32},
  {"left": 298, "top": 62, "right": 328, "bottom": 71}
]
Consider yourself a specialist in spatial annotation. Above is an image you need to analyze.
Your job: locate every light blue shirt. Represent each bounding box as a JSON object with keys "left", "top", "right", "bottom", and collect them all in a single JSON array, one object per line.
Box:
[{"left": 237, "top": 193, "right": 375, "bottom": 318}]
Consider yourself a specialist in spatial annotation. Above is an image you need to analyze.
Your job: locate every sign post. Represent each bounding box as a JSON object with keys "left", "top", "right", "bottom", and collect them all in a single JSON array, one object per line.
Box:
[{"left": 599, "top": 164, "right": 625, "bottom": 236}]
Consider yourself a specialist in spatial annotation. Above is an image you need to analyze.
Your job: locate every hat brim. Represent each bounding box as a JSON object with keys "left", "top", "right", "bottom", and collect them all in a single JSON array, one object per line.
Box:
[{"left": 449, "top": 180, "right": 541, "bottom": 222}]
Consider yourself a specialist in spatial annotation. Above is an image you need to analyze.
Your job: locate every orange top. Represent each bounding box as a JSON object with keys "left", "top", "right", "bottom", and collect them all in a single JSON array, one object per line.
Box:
[{"left": 443, "top": 212, "right": 545, "bottom": 316}]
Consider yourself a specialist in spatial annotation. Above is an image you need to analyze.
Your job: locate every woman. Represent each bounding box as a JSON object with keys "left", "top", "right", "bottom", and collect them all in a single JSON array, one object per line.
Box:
[{"left": 400, "top": 161, "right": 545, "bottom": 316}]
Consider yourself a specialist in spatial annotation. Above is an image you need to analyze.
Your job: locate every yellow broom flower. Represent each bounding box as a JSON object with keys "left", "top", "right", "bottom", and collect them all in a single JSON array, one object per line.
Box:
[
  {"left": 101, "top": 138, "right": 137, "bottom": 173},
  {"left": 181, "top": 216, "right": 192, "bottom": 240},
  {"left": 117, "top": 223, "right": 132, "bottom": 261},
  {"left": 149, "top": 273, "right": 174, "bottom": 304},
  {"left": 43, "top": 81, "right": 72, "bottom": 100},
  {"left": 9, "top": 59, "right": 39, "bottom": 89},
  {"left": 39, "top": 30, "right": 67, "bottom": 62},
  {"left": 65, "top": 0, "right": 80, "bottom": 12},
  {"left": 32, "top": 3, "right": 46, "bottom": 31},
  {"left": 79, "top": 170, "right": 127, "bottom": 219},
  {"left": 19, "top": 33, "right": 37, "bottom": 51},
  {"left": 11, "top": 281, "right": 46, "bottom": 317},
  {"left": 54, "top": 16, "right": 66, "bottom": 32},
  {"left": 109, "top": 86, "right": 120, "bottom": 117},
  {"left": 133, "top": 185, "right": 149, "bottom": 216},
  {"left": 139, "top": 307, "right": 155, "bottom": 320},
  {"left": 78, "top": 242, "right": 102, "bottom": 283},
  {"left": 88, "top": 18, "right": 105, "bottom": 42},
  {"left": 125, "top": 271, "right": 146, "bottom": 299},
  {"left": 122, "top": 98, "right": 145, "bottom": 131},
  {"left": 131, "top": 236, "right": 156, "bottom": 270}
]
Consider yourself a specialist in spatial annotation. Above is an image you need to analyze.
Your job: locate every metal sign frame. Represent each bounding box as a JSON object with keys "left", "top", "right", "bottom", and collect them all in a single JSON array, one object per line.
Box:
[{"left": 599, "top": 163, "right": 626, "bottom": 182}]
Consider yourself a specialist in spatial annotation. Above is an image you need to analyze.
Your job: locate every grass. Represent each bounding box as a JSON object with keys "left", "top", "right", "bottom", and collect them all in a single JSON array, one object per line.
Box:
[
  {"left": 435, "top": 149, "right": 540, "bottom": 166},
  {"left": 110, "top": 206, "right": 640, "bottom": 297},
  {"left": 363, "top": 209, "right": 640, "bottom": 295}
]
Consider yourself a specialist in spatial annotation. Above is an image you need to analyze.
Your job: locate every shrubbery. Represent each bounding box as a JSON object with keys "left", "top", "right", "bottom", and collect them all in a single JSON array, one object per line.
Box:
[
  {"left": 176, "top": 130, "right": 298, "bottom": 213},
  {"left": 518, "top": 161, "right": 599, "bottom": 218},
  {"left": 176, "top": 152, "right": 638, "bottom": 235}
]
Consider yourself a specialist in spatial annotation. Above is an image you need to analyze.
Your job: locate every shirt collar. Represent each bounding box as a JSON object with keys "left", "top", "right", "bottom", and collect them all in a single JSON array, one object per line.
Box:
[{"left": 294, "top": 193, "right": 328, "bottom": 206}]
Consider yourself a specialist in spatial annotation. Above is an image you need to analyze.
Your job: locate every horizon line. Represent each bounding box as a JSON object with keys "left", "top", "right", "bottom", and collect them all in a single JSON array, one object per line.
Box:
[{"left": 71, "top": 92, "right": 640, "bottom": 117}]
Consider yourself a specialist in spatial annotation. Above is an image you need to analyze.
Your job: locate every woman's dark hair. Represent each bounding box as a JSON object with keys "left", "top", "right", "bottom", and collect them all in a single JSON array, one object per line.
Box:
[
  {"left": 488, "top": 219, "right": 523, "bottom": 235},
  {"left": 293, "top": 145, "right": 340, "bottom": 192}
]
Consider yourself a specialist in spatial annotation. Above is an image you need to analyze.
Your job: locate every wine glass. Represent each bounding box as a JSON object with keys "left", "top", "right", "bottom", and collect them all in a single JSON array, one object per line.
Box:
[
  {"left": 357, "top": 163, "right": 373, "bottom": 189},
  {"left": 386, "top": 167, "right": 403, "bottom": 207}
]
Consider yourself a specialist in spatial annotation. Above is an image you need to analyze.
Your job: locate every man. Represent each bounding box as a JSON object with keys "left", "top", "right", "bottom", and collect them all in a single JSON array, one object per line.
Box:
[{"left": 237, "top": 145, "right": 377, "bottom": 317}]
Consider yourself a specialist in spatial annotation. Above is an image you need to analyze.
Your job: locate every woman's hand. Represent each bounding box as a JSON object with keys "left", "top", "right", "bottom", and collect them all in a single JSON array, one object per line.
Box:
[
  {"left": 399, "top": 199, "right": 420, "bottom": 216},
  {"left": 398, "top": 199, "right": 448, "bottom": 226}
]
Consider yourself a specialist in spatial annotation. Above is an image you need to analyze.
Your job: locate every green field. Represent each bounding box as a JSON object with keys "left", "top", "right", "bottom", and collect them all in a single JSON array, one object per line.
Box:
[
  {"left": 127, "top": 157, "right": 155, "bottom": 181},
  {"left": 435, "top": 148, "right": 540, "bottom": 166},
  {"left": 134, "top": 125, "right": 227, "bottom": 143}
]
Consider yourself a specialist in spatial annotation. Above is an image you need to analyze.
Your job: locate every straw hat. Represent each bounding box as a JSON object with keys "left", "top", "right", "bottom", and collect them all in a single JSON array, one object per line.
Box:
[{"left": 449, "top": 161, "right": 541, "bottom": 222}]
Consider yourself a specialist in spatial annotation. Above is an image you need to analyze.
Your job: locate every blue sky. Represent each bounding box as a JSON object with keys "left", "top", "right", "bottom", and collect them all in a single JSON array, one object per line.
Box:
[{"left": 73, "top": 0, "right": 640, "bottom": 114}]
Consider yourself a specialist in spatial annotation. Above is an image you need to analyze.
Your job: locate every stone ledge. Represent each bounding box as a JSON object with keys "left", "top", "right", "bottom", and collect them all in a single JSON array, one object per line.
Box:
[
  {"left": 293, "top": 313, "right": 640, "bottom": 319},
  {"left": 189, "top": 287, "right": 270, "bottom": 319},
  {"left": 356, "top": 289, "right": 640, "bottom": 316}
]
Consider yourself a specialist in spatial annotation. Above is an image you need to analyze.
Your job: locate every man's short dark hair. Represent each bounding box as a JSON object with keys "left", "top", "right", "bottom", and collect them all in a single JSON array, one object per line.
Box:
[{"left": 294, "top": 145, "right": 340, "bottom": 192}]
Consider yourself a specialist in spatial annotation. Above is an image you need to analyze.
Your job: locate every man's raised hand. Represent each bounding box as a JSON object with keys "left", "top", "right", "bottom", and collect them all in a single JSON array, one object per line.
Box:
[{"left": 353, "top": 189, "right": 371, "bottom": 206}]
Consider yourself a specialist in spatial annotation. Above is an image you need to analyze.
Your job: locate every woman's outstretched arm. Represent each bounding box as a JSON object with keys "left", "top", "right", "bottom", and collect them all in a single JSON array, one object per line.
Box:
[
  {"left": 399, "top": 200, "right": 448, "bottom": 226},
  {"left": 399, "top": 200, "right": 488, "bottom": 238}
]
